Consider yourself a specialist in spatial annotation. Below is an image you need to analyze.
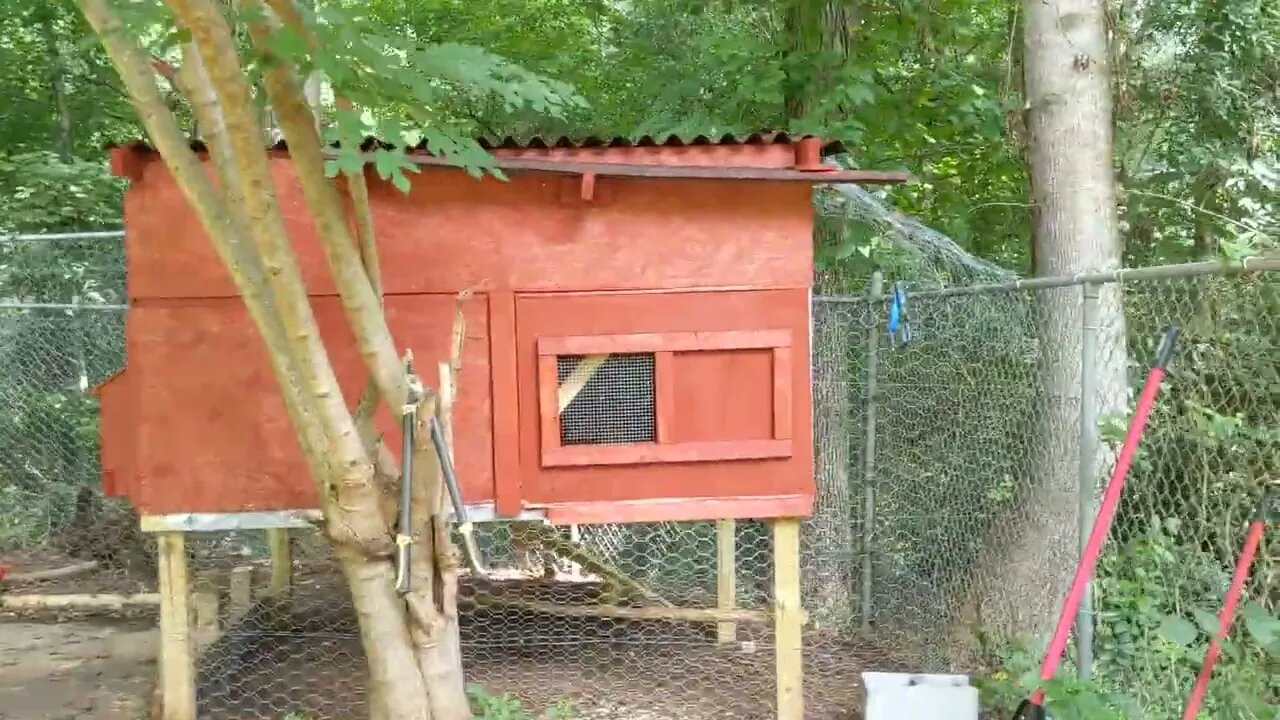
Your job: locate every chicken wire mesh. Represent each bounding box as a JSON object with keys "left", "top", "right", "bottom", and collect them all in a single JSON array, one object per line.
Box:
[{"left": 1, "top": 249, "right": 1276, "bottom": 720}]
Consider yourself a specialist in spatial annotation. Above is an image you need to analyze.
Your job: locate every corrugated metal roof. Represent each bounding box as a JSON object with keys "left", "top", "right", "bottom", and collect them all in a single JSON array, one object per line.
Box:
[
  {"left": 108, "top": 130, "right": 847, "bottom": 155},
  {"left": 474, "top": 131, "right": 847, "bottom": 154},
  {"left": 107, "top": 131, "right": 908, "bottom": 184}
]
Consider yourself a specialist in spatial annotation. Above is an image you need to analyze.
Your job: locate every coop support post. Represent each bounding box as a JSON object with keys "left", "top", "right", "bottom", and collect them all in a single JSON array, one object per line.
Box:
[
  {"left": 157, "top": 531, "right": 196, "bottom": 720},
  {"left": 1076, "top": 281, "right": 1101, "bottom": 681},
  {"left": 566, "top": 523, "right": 584, "bottom": 577},
  {"left": 192, "top": 571, "right": 220, "bottom": 652},
  {"left": 229, "top": 565, "right": 254, "bottom": 623},
  {"left": 266, "top": 528, "right": 292, "bottom": 597},
  {"left": 773, "top": 517, "right": 804, "bottom": 720},
  {"left": 860, "top": 270, "right": 884, "bottom": 633},
  {"left": 716, "top": 518, "right": 737, "bottom": 643}
]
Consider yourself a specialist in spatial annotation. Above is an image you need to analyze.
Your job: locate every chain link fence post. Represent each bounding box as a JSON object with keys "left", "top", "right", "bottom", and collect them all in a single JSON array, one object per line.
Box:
[
  {"left": 860, "top": 270, "right": 883, "bottom": 634},
  {"left": 1076, "top": 280, "right": 1101, "bottom": 682}
]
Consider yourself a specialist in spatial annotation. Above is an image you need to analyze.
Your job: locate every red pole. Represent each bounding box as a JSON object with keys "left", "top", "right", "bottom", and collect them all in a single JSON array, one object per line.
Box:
[
  {"left": 1179, "top": 492, "right": 1272, "bottom": 720},
  {"left": 1015, "top": 327, "right": 1179, "bottom": 717}
]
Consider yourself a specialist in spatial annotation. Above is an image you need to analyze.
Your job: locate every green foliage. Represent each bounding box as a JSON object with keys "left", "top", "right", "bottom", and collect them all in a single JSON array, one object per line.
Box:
[
  {"left": 1090, "top": 520, "right": 1279, "bottom": 718},
  {"left": 0, "top": 0, "right": 138, "bottom": 157},
  {"left": 466, "top": 684, "right": 575, "bottom": 720},
  {"left": 979, "top": 508, "right": 1278, "bottom": 719},
  {"left": 0, "top": 152, "right": 124, "bottom": 234},
  {"left": 0, "top": 153, "right": 125, "bottom": 550},
  {"left": 261, "top": 0, "right": 585, "bottom": 186}
]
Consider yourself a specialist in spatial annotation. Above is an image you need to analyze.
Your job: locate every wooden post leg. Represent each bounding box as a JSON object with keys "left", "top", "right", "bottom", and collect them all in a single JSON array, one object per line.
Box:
[
  {"left": 716, "top": 518, "right": 737, "bottom": 644},
  {"left": 566, "top": 523, "right": 584, "bottom": 578},
  {"left": 192, "top": 571, "right": 220, "bottom": 652},
  {"left": 228, "top": 566, "right": 254, "bottom": 623},
  {"left": 157, "top": 531, "right": 196, "bottom": 720},
  {"left": 773, "top": 518, "right": 803, "bottom": 720},
  {"left": 266, "top": 528, "right": 292, "bottom": 597}
]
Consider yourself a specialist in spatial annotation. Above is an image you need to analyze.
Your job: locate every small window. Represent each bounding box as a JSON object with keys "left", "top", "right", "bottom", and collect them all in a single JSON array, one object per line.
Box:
[
  {"left": 556, "top": 353, "right": 656, "bottom": 446},
  {"left": 536, "top": 330, "right": 794, "bottom": 467}
]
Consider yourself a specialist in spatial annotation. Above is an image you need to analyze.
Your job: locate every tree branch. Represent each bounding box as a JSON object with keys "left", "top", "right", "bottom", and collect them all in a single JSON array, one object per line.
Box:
[
  {"left": 74, "top": 0, "right": 340, "bottom": 506},
  {"left": 165, "top": 0, "right": 391, "bottom": 551},
  {"left": 166, "top": 27, "right": 340, "bottom": 492},
  {"left": 242, "top": 0, "right": 410, "bottom": 416},
  {"left": 260, "top": 0, "right": 387, "bottom": 462}
]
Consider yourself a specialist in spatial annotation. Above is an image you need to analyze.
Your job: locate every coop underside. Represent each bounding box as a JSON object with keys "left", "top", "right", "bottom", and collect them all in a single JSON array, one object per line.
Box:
[
  {"left": 0, "top": 542, "right": 913, "bottom": 720},
  {"left": 198, "top": 620, "right": 873, "bottom": 720},
  {"left": 191, "top": 571, "right": 884, "bottom": 720},
  {"left": 121, "top": 517, "right": 884, "bottom": 720}
]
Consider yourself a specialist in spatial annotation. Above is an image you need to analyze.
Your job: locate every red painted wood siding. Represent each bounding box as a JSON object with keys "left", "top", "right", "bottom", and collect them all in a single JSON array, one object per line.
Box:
[
  {"left": 121, "top": 158, "right": 813, "bottom": 299},
  {"left": 104, "top": 151, "right": 817, "bottom": 520},
  {"left": 91, "top": 371, "right": 135, "bottom": 499},
  {"left": 125, "top": 295, "right": 492, "bottom": 514}
]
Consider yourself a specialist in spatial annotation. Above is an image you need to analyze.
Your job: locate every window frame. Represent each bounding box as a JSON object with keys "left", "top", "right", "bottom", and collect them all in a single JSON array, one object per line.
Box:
[{"left": 536, "top": 329, "right": 794, "bottom": 467}]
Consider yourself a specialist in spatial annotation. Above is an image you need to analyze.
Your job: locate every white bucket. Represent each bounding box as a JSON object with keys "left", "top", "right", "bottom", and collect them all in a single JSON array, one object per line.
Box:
[{"left": 862, "top": 671, "right": 979, "bottom": 720}]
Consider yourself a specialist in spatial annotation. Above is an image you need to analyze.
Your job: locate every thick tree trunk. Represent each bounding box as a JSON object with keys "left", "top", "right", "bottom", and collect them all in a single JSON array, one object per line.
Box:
[
  {"left": 782, "top": 1, "right": 863, "bottom": 630},
  {"left": 805, "top": 300, "right": 856, "bottom": 629},
  {"left": 38, "top": 9, "right": 73, "bottom": 160},
  {"left": 958, "top": 0, "right": 1129, "bottom": 653}
]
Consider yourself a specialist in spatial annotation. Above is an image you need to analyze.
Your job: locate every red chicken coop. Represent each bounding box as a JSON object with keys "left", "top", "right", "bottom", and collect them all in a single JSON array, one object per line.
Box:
[
  {"left": 95, "top": 133, "right": 907, "bottom": 528},
  {"left": 91, "top": 133, "right": 910, "bottom": 720}
]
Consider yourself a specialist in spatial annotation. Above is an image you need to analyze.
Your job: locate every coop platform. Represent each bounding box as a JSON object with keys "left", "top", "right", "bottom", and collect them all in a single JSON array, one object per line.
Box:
[{"left": 137, "top": 494, "right": 813, "bottom": 532}]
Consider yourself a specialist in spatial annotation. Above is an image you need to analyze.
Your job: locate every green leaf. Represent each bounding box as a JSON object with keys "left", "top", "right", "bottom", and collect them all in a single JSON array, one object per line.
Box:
[
  {"left": 1159, "top": 615, "right": 1199, "bottom": 647},
  {"left": 377, "top": 117, "right": 408, "bottom": 146},
  {"left": 372, "top": 148, "right": 399, "bottom": 180},
  {"left": 333, "top": 108, "right": 368, "bottom": 142},
  {"left": 1240, "top": 602, "right": 1278, "bottom": 646},
  {"left": 1192, "top": 608, "right": 1221, "bottom": 636},
  {"left": 331, "top": 145, "right": 365, "bottom": 176},
  {"left": 391, "top": 170, "right": 411, "bottom": 194},
  {"left": 267, "top": 26, "right": 310, "bottom": 62}
]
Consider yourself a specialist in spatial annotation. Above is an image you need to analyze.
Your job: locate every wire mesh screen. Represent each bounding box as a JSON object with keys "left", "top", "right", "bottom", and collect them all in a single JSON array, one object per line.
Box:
[
  {"left": 1, "top": 256, "right": 1276, "bottom": 719},
  {"left": 557, "top": 353, "right": 657, "bottom": 446}
]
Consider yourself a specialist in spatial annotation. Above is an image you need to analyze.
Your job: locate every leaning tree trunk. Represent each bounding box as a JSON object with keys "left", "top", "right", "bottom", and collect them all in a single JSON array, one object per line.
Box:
[
  {"left": 805, "top": 300, "right": 857, "bottom": 629},
  {"left": 956, "top": 0, "right": 1129, "bottom": 654},
  {"left": 78, "top": 1, "right": 473, "bottom": 717}
]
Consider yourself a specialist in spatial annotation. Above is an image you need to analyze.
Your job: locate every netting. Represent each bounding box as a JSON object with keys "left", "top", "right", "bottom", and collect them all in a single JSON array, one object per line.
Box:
[{"left": 1, "top": 236, "right": 1276, "bottom": 719}]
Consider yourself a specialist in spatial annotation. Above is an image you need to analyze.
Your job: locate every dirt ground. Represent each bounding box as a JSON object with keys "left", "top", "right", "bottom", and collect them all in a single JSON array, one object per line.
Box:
[{"left": 0, "top": 618, "right": 156, "bottom": 720}]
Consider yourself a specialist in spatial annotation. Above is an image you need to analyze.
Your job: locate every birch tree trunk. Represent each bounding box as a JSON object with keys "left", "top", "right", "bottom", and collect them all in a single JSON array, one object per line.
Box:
[
  {"left": 78, "top": 1, "right": 471, "bottom": 717},
  {"left": 959, "top": 0, "right": 1129, "bottom": 651}
]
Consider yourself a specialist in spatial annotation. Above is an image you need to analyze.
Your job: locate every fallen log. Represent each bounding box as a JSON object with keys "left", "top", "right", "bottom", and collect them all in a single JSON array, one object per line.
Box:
[
  {"left": 2, "top": 561, "right": 100, "bottom": 584},
  {"left": 0, "top": 592, "right": 161, "bottom": 611},
  {"left": 466, "top": 593, "right": 771, "bottom": 623}
]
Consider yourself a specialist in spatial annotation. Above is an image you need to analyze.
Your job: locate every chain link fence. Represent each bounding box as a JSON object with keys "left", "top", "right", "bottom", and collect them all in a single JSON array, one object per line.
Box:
[
  {"left": 1, "top": 233, "right": 1275, "bottom": 719},
  {"left": 812, "top": 263, "right": 1277, "bottom": 718}
]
